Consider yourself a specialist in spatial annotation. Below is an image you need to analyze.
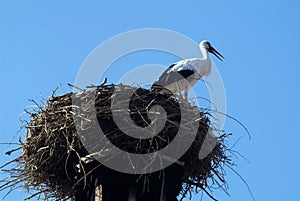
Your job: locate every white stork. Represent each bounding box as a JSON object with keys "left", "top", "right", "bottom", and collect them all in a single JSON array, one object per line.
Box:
[{"left": 151, "top": 40, "right": 224, "bottom": 99}]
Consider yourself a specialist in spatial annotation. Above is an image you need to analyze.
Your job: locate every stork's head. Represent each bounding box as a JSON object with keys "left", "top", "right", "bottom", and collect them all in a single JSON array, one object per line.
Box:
[{"left": 200, "top": 40, "right": 224, "bottom": 61}]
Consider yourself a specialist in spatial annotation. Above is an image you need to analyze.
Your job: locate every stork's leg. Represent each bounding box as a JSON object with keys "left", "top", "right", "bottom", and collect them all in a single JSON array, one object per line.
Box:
[
  {"left": 175, "top": 81, "right": 184, "bottom": 100},
  {"left": 184, "top": 90, "right": 188, "bottom": 100}
]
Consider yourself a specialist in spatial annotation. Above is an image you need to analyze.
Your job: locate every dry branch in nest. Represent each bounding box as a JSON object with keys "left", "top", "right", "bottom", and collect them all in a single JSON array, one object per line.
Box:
[{"left": 0, "top": 84, "right": 233, "bottom": 200}]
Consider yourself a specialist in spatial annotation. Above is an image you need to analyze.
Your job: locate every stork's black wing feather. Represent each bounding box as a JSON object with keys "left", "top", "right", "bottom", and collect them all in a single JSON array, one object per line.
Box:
[
  {"left": 167, "top": 63, "right": 177, "bottom": 69},
  {"left": 152, "top": 69, "right": 195, "bottom": 88}
]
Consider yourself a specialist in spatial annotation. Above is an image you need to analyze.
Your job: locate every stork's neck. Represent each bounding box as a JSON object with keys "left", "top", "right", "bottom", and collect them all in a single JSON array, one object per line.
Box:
[
  {"left": 198, "top": 46, "right": 212, "bottom": 76},
  {"left": 200, "top": 46, "right": 209, "bottom": 60}
]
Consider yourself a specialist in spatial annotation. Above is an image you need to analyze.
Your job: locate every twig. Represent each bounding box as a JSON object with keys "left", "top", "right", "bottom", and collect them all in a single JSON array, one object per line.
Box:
[
  {"left": 225, "top": 164, "right": 256, "bottom": 201},
  {"left": 5, "top": 147, "right": 22, "bottom": 156},
  {"left": 28, "top": 99, "right": 43, "bottom": 111},
  {"left": 51, "top": 84, "right": 62, "bottom": 98},
  {"left": 67, "top": 83, "right": 84, "bottom": 91}
]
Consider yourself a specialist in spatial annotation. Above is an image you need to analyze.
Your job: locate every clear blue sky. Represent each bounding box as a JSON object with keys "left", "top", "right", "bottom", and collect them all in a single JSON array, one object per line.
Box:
[{"left": 1, "top": 1, "right": 299, "bottom": 201}]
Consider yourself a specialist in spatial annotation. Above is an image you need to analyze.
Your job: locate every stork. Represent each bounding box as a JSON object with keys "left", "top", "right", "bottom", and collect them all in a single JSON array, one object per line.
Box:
[{"left": 151, "top": 40, "right": 224, "bottom": 99}]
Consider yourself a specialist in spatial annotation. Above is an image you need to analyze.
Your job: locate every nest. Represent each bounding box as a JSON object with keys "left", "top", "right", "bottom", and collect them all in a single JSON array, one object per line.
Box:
[{"left": 0, "top": 84, "right": 232, "bottom": 200}]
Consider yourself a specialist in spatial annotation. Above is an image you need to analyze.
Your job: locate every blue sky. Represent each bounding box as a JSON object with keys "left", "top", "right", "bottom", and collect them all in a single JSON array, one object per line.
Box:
[{"left": 1, "top": 1, "right": 300, "bottom": 201}]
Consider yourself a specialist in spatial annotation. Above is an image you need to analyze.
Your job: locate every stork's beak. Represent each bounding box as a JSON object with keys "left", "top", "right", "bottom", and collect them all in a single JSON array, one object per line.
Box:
[{"left": 209, "top": 46, "right": 224, "bottom": 61}]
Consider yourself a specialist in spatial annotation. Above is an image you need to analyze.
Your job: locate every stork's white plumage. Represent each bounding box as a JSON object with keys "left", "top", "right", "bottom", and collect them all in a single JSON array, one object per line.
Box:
[{"left": 151, "top": 40, "right": 224, "bottom": 99}]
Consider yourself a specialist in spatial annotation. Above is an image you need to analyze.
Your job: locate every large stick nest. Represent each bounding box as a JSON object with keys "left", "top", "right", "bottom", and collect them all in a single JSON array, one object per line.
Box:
[{"left": 1, "top": 84, "right": 232, "bottom": 200}]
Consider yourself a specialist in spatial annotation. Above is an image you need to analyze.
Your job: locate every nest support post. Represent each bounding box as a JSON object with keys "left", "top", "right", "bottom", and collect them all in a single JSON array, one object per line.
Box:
[{"left": 73, "top": 162, "right": 183, "bottom": 201}]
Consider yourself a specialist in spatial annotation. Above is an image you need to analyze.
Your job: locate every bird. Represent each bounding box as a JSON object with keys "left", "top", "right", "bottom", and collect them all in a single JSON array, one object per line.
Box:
[{"left": 151, "top": 40, "right": 224, "bottom": 99}]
